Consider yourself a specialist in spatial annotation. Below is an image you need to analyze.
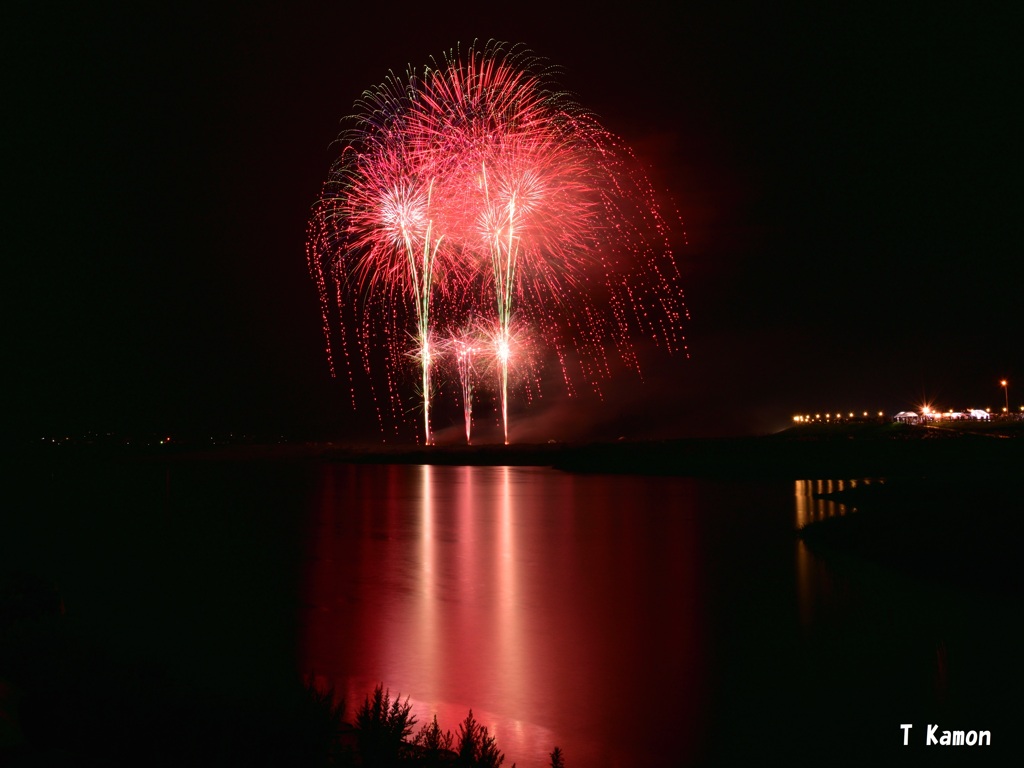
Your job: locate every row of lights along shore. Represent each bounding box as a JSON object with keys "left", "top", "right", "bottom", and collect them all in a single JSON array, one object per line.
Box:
[
  {"left": 793, "top": 379, "right": 1019, "bottom": 424},
  {"left": 793, "top": 412, "right": 884, "bottom": 424}
]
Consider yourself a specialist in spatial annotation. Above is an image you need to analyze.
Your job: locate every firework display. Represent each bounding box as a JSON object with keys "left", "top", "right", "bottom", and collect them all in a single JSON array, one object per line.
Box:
[{"left": 307, "top": 41, "right": 687, "bottom": 444}]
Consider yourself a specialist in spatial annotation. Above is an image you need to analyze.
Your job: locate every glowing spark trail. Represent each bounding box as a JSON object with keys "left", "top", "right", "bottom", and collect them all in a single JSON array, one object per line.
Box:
[
  {"left": 440, "top": 324, "right": 482, "bottom": 444},
  {"left": 307, "top": 40, "right": 688, "bottom": 444}
]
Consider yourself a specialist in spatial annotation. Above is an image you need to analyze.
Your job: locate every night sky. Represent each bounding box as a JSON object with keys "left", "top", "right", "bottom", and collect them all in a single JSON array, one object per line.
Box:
[{"left": 8, "top": 2, "right": 1021, "bottom": 442}]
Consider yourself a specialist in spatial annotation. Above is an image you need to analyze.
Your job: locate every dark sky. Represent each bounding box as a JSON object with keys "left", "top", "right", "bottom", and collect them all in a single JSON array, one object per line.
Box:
[{"left": 7, "top": 1, "right": 1021, "bottom": 442}]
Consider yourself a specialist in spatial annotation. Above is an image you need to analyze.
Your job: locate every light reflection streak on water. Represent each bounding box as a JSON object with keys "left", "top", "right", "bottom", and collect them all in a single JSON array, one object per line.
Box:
[
  {"left": 303, "top": 464, "right": 701, "bottom": 768},
  {"left": 419, "top": 465, "right": 437, "bottom": 693},
  {"left": 407, "top": 466, "right": 532, "bottom": 757},
  {"left": 794, "top": 477, "right": 881, "bottom": 629},
  {"left": 496, "top": 465, "right": 525, "bottom": 749},
  {"left": 793, "top": 477, "right": 884, "bottom": 529}
]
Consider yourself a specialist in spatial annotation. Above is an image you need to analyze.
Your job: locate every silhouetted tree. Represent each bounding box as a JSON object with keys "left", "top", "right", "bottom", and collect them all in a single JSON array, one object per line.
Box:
[
  {"left": 414, "top": 714, "right": 455, "bottom": 766},
  {"left": 298, "top": 676, "right": 348, "bottom": 766},
  {"left": 456, "top": 710, "right": 506, "bottom": 768},
  {"left": 355, "top": 683, "right": 417, "bottom": 767},
  {"left": 549, "top": 746, "right": 565, "bottom": 768}
]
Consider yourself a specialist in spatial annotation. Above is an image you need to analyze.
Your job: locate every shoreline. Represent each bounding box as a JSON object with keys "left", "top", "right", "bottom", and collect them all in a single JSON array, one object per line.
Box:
[{"left": 17, "top": 423, "right": 1023, "bottom": 480}]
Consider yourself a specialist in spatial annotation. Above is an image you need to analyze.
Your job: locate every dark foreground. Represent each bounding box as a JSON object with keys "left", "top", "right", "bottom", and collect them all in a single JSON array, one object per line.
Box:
[
  {"left": 799, "top": 476, "right": 1024, "bottom": 595},
  {"left": 4, "top": 423, "right": 1022, "bottom": 766}
]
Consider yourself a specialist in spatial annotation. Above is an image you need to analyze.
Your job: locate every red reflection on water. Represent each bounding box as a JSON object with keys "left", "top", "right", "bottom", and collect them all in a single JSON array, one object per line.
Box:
[{"left": 300, "top": 465, "right": 704, "bottom": 767}]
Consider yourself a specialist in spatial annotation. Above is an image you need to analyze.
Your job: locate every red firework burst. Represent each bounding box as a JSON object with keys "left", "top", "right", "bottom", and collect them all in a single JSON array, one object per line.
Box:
[{"left": 307, "top": 40, "right": 688, "bottom": 443}]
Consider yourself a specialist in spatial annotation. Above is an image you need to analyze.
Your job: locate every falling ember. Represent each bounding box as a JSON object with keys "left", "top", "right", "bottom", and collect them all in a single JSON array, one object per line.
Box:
[{"left": 307, "top": 40, "right": 689, "bottom": 443}]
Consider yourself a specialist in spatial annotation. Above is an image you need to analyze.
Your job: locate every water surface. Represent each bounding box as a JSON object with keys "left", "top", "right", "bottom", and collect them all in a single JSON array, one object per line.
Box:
[
  {"left": 7, "top": 457, "right": 1021, "bottom": 765},
  {"left": 302, "top": 465, "right": 706, "bottom": 766}
]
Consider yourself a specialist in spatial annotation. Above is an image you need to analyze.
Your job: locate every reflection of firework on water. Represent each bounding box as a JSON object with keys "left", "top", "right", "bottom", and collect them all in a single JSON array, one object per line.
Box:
[{"left": 307, "top": 40, "right": 688, "bottom": 443}]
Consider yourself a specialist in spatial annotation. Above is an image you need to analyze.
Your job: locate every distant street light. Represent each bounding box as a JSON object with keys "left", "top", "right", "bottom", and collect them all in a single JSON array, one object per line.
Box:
[{"left": 1001, "top": 379, "right": 1009, "bottom": 415}]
